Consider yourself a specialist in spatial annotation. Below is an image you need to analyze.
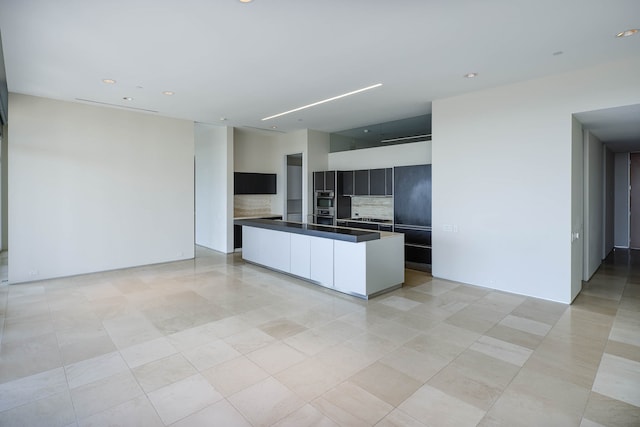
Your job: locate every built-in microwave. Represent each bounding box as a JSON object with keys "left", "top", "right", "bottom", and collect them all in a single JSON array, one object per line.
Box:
[
  {"left": 316, "top": 198, "right": 334, "bottom": 208},
  {"left": 315, "top": 191, "right": 335, "bottom": 208}
]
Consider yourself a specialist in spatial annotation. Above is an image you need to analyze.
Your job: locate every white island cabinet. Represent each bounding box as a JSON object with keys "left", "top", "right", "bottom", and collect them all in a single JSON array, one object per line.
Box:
[{"left": 238, "top": 220, "right": 404, "bottom": 299}]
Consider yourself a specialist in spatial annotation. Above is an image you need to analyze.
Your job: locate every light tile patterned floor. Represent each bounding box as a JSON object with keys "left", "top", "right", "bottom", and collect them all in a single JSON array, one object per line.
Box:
[{"left": 0, "top": 247, "right": 639, "bottom": 426}]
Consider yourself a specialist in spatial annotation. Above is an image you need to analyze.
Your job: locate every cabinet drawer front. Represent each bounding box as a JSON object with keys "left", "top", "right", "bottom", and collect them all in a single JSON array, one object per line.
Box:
[
  {"left": 405, "top": 245, "right": 432, "bottom": 265},
  {"left": 346, "top": 221, "right": 379, "bottom": 230},
  {"left": 394, "top": 227, "right": 431, "bottom": 246}
]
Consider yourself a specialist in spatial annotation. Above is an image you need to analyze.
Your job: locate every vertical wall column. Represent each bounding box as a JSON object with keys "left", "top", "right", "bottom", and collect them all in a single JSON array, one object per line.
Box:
[
  {"left": 195, "top": 124, "right": 234, "bottom": 253},
  {"left": 614, "top": 153, "right": 630, "bottom": 248},
  {"left": 1, "top": 123, "right": 7, "bottom": 250}
]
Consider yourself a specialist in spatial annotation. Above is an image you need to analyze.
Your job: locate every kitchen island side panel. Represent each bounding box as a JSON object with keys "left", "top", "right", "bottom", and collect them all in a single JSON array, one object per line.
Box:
[
  {"left": 333, "top": 240, "right": 367, "bottom": 295},
  {"left": 366, "top": 235, "right": 405, "bottom": 295}
]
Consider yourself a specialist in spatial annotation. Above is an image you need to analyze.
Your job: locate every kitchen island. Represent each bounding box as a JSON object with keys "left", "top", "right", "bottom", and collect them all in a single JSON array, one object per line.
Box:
[{"left": 234, "top": 219, "right": 405, "bottom": 299}]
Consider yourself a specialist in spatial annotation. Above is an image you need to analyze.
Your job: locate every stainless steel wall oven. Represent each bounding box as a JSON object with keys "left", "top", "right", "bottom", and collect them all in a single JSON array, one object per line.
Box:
[{"left": 314, "top": 190, "right": 335, "bottom": 225}]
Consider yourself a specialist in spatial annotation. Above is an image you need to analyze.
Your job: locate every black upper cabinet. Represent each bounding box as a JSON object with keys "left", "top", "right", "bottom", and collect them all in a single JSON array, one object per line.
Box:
[
  {"left": 314, "top": 171, "right": 336, "bottom": 191},
  {"left": 313, "top": 171, "right": 324, "bottom": 191},
  {"left": 234, "top": 172, "right": 277, "bottom": 194},
  {"left": 325, "top": 171, "right": 335, "bottom": 191},
  {"left": 369, "top": 168, "right": 386, "bottom": 195},
  {"left": 340, "top": 171, "right": 354, "bottom": 195},
  {"left": 339, "top": 168, "right": 392, "bottom": 196},
  {"left": 354, "top": 170, "right": 369, "bottom": 195}
]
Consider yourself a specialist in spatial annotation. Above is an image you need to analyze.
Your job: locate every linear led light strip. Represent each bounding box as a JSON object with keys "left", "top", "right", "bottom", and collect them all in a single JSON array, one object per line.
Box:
[
  {"left": 261, "top": 83, "right": 383, "bottom": 121},
  {"left": 381, "top": 134, "right": 432, "bottom": 143}
]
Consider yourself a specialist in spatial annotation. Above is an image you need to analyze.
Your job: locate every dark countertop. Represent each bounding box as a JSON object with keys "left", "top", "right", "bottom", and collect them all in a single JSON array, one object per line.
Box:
[
  {"left": 234, "top": 219, "right": 381, "bottom": 243},
  {"left": 233, "top": 214, "right": 282, "bottom": 220}
]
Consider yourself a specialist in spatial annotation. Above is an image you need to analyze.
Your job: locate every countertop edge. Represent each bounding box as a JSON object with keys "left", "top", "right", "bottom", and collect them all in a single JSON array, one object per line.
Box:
[{"left": 234, "top": 219, "right": 380, "bottom": 243}]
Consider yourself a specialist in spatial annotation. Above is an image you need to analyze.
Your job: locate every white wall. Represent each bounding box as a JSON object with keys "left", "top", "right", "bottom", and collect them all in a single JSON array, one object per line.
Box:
[
  {"left": 8, "top": 94, "right": 195, "bottom": 283},
  {"left": 282, "top": 130, "right": 313, "bottom": 221},
  {"left": 328, "top": 141, "right": 431, "bottom": 170},
  {"left": 571, "top": 116, "right": 584, "bottom": 301},
  {"left": 432, "top": 57, "right": 640, "bottom": 303},
  {"left": 233, "top": 128, "right": 315, "bottom": 221},
  {"left": 614, "top": 152, "right": 629, "bottom": 247},
  {"left": 603, "top": 146, "right": 614, "bottom": 258},
  {"left": 234, "top": 128, "right": 282, "bottom": 173},
  {"left": 1, "top": 122, "right": 7, "bottom": 250},
  {"left": 234, "top": 128, "right": 288, "bottom": 216},
  {"left": 195, "top": 124, "right": 233, "bottom": 253},
  {"left": 583, "top": 131, "right": 603, "bottom": 281}
]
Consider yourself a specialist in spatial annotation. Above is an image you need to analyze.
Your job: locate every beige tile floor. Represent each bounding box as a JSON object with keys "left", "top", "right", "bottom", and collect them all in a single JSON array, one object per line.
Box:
[{"left": 0, "top": 246, "right": 638, "bottom": 426}]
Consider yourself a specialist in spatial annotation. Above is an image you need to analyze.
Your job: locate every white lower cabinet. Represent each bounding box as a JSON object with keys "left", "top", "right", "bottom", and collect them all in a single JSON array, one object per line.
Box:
[
  {"left": 290, "top": 234, "right": 311, "bottom": 279},
  {"left": 289, "top": 234, "right": 333, "bottom": 286},
  {"left": 261, "top": 228, "right": 290, "bottom": 272},
  {"left": 334, "top": 240, "right": 366, "bottom": 295},
  {"left": 241, "top": 226, "right": 261, "bottom": 264},
  {"left": 310, "top": 237, "right": 334, "bottom": 286},
  {"left": 243, "top": 227, "right": 290, "bottom": 272}
]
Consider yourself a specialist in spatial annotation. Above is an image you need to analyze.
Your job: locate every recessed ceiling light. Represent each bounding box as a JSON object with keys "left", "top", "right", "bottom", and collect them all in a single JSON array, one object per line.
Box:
[
  {"left": 464, "top": 73, "right": 478, "bottom": 78},
  {"left": 239, "top": 0, "right": 253, "bottom": 3},
  {"left": 616, "top": 29, "right": 638, "bottom": 38},
  {"left": 262, "top": 83, "right": 383, "bottom": 121},
  {"left": 271, "top": 126, "right": 277, "bottom": 129},
  {"left": 162, "top": 91, "right": 174, "bottom": 96},
  {"left": 363, "top": 129, "right": 369, "bottom": 133},
  {"left": 220, "top": 117, "right": 227, "bottom": 121},
  {"left": 102, "top": 79, "right": 116, "bottom": 84},
  {"left": 122, "top": 97, "right": 133, "bottom": 101}
]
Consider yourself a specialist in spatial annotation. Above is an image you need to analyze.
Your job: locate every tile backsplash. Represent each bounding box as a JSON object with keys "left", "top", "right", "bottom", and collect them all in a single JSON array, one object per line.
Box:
[
  {"left": 234, "top": 195, "right": 274, "bottom": 217},
  {"left": 351, "top": 196, "right": 393, "bottom": 220}
]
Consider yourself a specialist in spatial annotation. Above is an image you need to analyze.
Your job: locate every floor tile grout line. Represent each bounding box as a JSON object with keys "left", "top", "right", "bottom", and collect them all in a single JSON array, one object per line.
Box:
[{"left": 2, "top": 249, "right": 639, "bottom": 425}]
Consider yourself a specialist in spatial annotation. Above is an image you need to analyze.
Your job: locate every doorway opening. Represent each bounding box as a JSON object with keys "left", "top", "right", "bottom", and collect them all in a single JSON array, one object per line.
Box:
[
  {"left": 0, "top": 124, "right": 6, "bottom": 283},
  {"left": 286, "top": 153, "right": 303, "bottom": 222},
  {"left": 630, "top": 153, "right": 640, "bottom": 249}
]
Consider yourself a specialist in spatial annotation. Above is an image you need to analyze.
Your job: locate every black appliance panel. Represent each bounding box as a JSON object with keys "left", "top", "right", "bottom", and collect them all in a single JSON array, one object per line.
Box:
[
  {"left": 393, "top": 164, "right": 431, "bottom": 226},
  {"left": 336, "top": 195, "right": 351, "bottom": 219},
  {"left": 405, "top": 245, "right": 432, "bottom": 266},
  {"left": 346, "top": 221, "right": 379, "bottom": 230},
  {"left": 394, "top": 226, "right": 431, "bottom": 246}
]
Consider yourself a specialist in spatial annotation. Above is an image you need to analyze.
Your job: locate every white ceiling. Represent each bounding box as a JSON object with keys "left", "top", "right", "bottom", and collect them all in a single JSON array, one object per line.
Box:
[{"left": 0, "top": 0, "right": 639, "bottom": 136}]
